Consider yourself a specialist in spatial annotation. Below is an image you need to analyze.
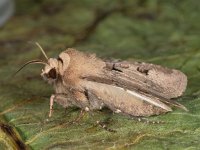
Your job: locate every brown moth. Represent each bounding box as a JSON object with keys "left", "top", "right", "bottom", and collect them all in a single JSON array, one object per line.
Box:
[{"left": 16, "top": 43, "right": 188, "bottom": 117}]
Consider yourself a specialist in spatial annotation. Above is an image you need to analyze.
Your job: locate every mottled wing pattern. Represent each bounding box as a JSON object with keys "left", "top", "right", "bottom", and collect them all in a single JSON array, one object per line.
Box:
[
  {"left": 106, "top": 61, "right": 187, "bottom": 99},
  {"left": 83, "top": 61, "right": 187, "bottom": 99}
]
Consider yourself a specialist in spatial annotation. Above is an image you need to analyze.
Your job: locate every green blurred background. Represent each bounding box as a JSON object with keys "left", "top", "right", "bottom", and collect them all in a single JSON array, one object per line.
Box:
[{"left": 0, "top": 0, "right": 200, "bottom": 149}]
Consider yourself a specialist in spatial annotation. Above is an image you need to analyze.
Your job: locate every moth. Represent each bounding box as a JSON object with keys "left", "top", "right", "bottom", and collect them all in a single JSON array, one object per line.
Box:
[{"left": 16, "top": 43, "right": 188, "bottom": 117}]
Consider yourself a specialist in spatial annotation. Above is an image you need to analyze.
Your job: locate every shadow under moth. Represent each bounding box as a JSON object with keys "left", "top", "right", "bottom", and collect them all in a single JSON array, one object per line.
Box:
[{"left": 16, "top": 43, "right": 188, "bottom": 117}]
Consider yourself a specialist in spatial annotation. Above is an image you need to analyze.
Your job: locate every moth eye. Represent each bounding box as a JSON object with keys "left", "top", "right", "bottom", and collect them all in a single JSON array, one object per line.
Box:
[
  {"left": 58, "top": 57, "right": 63, "bottom": 64},
  {"left": 48, "top": 68, "right": 57, "bottom": 79}
]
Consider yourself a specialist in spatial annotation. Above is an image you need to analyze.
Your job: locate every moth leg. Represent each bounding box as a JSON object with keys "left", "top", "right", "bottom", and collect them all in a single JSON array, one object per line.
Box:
[
  {"left": 49, "top": 94, "right": 55, "bottom": 117},
  {"left": 131, "top": 117, "right": 165, "bottom": 124},
  {"left": 96, "top": 120, "right": 116, "bottom": 133},
  {"left": 49, "top": 93, "right": 72, "bottom": 117},
  {"left": 86, "top": 90, "right": 105, "bottom": 110},
  {"left": 72, "top": 90, "right": 90, "bottom": 110},
  {"left": 73, "top": 109, "right": 86, "bottom": 124}
]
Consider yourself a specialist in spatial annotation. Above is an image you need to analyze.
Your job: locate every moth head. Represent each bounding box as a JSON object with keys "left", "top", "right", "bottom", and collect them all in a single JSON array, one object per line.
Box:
[
  {"left": 41, "top": 58, "right": 59, "bottom": 84},
  {"left": 14, "top": 43, "right": 70, "bottom": 84}
]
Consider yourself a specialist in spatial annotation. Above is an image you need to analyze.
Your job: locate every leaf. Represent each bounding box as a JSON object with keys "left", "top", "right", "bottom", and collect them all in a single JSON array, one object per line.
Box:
[{"left": 0, "top": 0, "right": 200, "bottom": 149}]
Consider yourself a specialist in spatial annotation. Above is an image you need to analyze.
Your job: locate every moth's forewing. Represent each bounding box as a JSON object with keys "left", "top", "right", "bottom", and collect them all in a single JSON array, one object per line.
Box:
[
  {"left": 82, "top": 81, "right": 172, "bottom": 116},
  {"left": 84, "top": 61, "right": 187, "bottom": 99},
  {"left": 110, "top": 61, "right": 187, "bottom": 99}
]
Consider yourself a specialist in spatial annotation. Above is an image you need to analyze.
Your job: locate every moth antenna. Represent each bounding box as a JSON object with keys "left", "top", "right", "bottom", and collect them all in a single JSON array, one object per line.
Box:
[
  {"left": 35, "top": 42, "right": 49, "bottom": 61},
  {"left": 13, "top": 60, "right": 48, "bottom": 77}
]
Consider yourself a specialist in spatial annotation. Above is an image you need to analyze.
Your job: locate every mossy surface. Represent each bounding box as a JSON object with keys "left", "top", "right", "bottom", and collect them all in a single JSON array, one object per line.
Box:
[{"left": 0, "top": 0, "right": 200, "bottom": 149}]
